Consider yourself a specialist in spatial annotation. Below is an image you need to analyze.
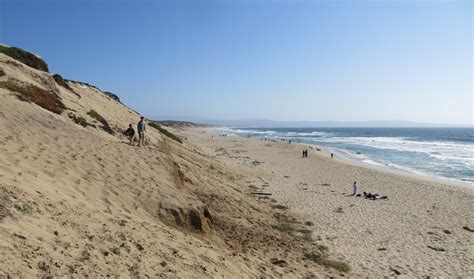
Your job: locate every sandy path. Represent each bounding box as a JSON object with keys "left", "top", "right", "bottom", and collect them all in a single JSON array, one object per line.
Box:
[{"left": 184, "top": 128, "right": 474, "bottom": 278}]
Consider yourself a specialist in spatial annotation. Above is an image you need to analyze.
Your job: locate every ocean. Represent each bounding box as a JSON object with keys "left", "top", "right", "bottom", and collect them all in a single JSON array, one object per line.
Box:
[{"left": 220, "top": 127, "right": 474, "bottom": 185}]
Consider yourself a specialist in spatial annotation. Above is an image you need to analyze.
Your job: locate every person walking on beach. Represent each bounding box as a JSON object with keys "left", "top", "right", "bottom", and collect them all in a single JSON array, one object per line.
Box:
[
  {"left": 137, "top": 116, "right": 146, "bottom": 147},
  {"left": 352, "top": 181, "right": 358, "bottom": 196},
  {"left": 123, "top": 124, "right": 135, "bottom": 145}
]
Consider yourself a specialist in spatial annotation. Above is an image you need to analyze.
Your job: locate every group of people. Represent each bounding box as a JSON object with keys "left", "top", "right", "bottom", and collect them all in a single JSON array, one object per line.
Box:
[
  {"left": 352, "top": 181, "right": 388, "bottom": 200},
  {"left": 302, "top": 149, "right": 309, "bottom": 158},
  {"left": 123, "top": 116, "right": 147, "bottom": 147}
]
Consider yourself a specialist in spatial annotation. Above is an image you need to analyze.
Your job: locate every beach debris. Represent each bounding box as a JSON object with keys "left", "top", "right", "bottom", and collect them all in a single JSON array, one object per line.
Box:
[
  {"left": 427, "top": 246, "right": 445, "bottom": 252},
  {"left": 334, "top": 207, "right": 344, "bottom": 213},
  {"left": 390, "top": 267, "right": 402, "bottom": 275},
  {"left": 13, "top": 232, "right": 27, "bottom": 240},
  {"left": 283, "top": 175, "right": 290, "bottom": 178},
  {"left": 135, "top": 242, "right": 144, "bottom": 251},
  {"left": 463, "top": 226, "right": 474, "bottom": 232},
  {"left": 378, "top": 247, "right": 387, "bottom": 251},
  {"left": 321, "top": 183, "right": 331, "bottom": 186},
  {"left": 251, "top": 160, "right": 262, "bottom": 166},
  {"left": 443, "top": 229, "right": 451, "bottom": 234},
  {"left": 304, "top": 221, "right": 314, "bottom": 226},
  {"left": 250, "top": 192, "right": 272, "bottom": 196},
  {"left": 270, "top": 258, "right": 288, "bottom": 267}
]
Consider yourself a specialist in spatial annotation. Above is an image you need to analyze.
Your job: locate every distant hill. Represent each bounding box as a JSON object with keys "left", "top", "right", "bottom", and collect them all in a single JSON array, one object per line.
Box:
[
  {"left": 153, "top": 120, "right": 209, "bottom": 129},
  {"left": 195, "top": 119, "right": 472, "bottom": 128}
]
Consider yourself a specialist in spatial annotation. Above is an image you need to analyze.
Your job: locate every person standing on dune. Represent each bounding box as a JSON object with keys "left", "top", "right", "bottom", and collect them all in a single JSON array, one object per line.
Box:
[{"left": 137, "top": 116, "right": 146, "bottom": 147}]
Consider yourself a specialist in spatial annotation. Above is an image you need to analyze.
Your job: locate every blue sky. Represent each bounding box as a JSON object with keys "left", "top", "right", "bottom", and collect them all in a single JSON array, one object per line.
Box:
[{"left": 1, "top": 0, "right": 472, "bottom": 125}]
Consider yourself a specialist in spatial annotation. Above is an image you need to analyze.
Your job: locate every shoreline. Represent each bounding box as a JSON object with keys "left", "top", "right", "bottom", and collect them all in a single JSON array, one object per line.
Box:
[
  {"left": 183, "top": 127, "right": 474, "bottom": 278},
  {"left": 216, "top": 127, "right": 473, "bottom": 189}
]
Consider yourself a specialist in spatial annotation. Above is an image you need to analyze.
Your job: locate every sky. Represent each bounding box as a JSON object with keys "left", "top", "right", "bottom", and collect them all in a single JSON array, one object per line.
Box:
[{"left": 0, "top": 0, "right": 472, "bottom": 125}]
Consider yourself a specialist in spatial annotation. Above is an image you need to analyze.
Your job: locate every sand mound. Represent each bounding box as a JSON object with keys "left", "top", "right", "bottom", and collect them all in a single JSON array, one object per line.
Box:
[{"left": 0, "top": 50, "right": 349, "bottom": 277}]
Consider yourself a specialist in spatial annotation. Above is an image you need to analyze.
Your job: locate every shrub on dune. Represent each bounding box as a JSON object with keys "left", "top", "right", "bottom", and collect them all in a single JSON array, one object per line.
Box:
[
  {"left": 304, "top": 251, "right": 350, "bottom": 273},
  {"left": 0, "top": 45, "right": 49, "bottom": 72},
  {"left": 0, "top": 78, "right": 65, "bottom": 114},
  {"left": 149, "top": 122, "right": 183, "bottom": 143},
  {"left": 87, "top": 109, "right": 115, "bottom": 135},
  {"left": 53, "top": 74, "right": 75, "bottom": 92}
]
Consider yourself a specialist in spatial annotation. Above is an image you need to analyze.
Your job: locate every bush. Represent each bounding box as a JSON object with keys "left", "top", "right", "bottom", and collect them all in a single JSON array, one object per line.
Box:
[
  {"left": 68, "top": 112, "right": 95, "bottom": 128},
  {"left": 304, "top": 251, "right": 350, "bottom": 272},
  {"left": 87, "top": 109, "right": 115, "bottom": 135},
  {"left": 149, "top": 122, "right": 182, "bottom": 143},
  {"left": 316, "top": 244, "right": 328, "bottom": 252},
  {"left": 104, "top": 91, "right": 121, "bottom": 102},
  {"left": 272, "top": 222, "right": 296, "bottom": 233},
  {"left": 53, "top": 74, "right": 74, "bottom": 91},
  {"left": 0, "top": 45, "right": 49, "bottom": 72},
  {"left": 0, "top": 78, "right": 65, "bottom": 114},
  {"left": 110, "top": 246, "right": 120, "bottom": 255},
  {"left": 14, "top": 203, "right": 33, "bottom": 214}
]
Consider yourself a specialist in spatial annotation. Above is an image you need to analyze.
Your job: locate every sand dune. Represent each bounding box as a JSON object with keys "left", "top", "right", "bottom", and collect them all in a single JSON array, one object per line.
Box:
[{"left": 0, "top": 51, "right": 350, "bottom": 277}]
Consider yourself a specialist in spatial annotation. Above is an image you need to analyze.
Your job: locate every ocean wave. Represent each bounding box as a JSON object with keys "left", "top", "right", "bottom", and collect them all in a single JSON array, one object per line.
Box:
[{"left": 316, "top": 137, "right": 473, "bottom": 164}]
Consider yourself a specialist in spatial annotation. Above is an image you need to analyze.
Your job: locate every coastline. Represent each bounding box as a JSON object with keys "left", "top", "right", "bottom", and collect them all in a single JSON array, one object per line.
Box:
[
  {"left": 219, "top": 127, "right": 473, "bottom": 189},
  {"left": 182, "top": 127, "right": 474, "bottom": 278}
]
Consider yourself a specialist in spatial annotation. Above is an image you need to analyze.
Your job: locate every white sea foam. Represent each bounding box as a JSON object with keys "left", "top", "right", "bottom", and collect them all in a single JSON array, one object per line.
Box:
[
  {"left": 315, "top": 136, "right": 473, "bottom": 166},
  {"left": 225, "top": 128, "right": 474, "bottom": 184}
]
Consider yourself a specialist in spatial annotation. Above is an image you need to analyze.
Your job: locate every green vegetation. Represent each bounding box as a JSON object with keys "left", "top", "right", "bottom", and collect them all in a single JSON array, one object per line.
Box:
[
  {"left": 14, "top": 203, "right": 33, "bottom": 214},
  {"left": 316, "top": 244, "right": 329, "bottom": 252},
  {"left": 304, "top": 251, "right": 350, "bottom": 273},
  {"left": 52, "top": 74, "right": 74, "bottom": 92},
  {"left": 272, "top": 222, "right": 296, "bottom": 233},
  {"left": 87, "top": 109, "right": 115, "bottom": 135},
  {"left": 271, "top": 204, "right": 289, "bottom": 210},
  {"left": 104, "top": 91, "right": 121, "bottom": 102},
  {"left": 110, "top": 246, "right": 120, "bottom": 255},
  {"left": 149, "top": 122, "right": 182, "bottom": 143},
  {"left": 300, "top": 233, "right": 313, "bottom": 242},
  {"left": 0, "top": 45, "right": 49, "bottom": 72},
  {"left": 68, "top": 112, "right": 95, "bottom": 128},
  {"left": 0, "top": 78, "right": 65, "bottom": 114}
]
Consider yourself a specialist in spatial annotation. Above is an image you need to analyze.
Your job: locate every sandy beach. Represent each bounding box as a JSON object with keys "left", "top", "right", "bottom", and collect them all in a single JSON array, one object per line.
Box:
[{"left": 183, "top": 128, "right": 474, "bottom": 278}]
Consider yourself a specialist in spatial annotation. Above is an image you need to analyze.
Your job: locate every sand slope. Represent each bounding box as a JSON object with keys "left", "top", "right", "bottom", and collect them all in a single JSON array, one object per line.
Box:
[{"left": 0, "top": 52, "right": 349, "bottom": 277}]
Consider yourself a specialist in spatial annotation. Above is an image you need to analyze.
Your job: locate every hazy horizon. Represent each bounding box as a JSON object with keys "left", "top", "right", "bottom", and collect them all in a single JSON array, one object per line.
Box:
[{"left": 1, "top": 0, "right": 472, "bottom": 125}]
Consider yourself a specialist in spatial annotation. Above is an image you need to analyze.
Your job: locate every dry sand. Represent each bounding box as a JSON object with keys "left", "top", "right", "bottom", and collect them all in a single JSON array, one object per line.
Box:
[
  {"left": 0, "top": 52, "right": 352, "bottom": 278},
  {"left": 182, "top": 128, "right": 474, "bottom": 278}
]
